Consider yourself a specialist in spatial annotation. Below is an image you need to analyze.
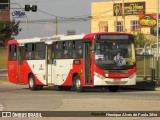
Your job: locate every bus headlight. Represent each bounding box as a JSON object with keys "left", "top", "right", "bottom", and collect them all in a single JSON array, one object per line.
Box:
[
  {"left": 129, "top": 73, "right": 135, "bottom": 79},
  {"left": 94, "top": 72, "right": 105, "bottom": 79},
  {"left": 105, "top": 74, "right": 108, "bottom": 77}
]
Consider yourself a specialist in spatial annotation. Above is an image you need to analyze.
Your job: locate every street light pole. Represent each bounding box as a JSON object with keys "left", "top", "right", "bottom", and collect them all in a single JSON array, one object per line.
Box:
[
  {"left": 37, "top": 9, "right": 58, "bottom": 35},
  {"left": 0, "top": 3, "right": 29, "bottom": 38},
  {"left": 122, "top": 0, "right": 125, "bottom": 32},
  {"left": 112, "top": 0, "right": 118, "bottom": 32},
  {"left": 56, "top": 16, "right": 58, "bottom": 35},
  {"left": 116, "top": 5, "right": 118, "bottom": 32}
]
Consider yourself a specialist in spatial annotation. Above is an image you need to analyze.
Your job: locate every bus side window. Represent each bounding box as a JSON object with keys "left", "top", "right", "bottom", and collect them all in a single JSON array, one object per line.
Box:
[
  {"left": 72, "top": 41, "right": 76, "bottom": 58},
  {"left": 35, "top": 42, "right": 45, "bottom": 60},
  {"left": 67, "top": 41, "right": 73, "bottom": 59},
  {"left": 54, "top": 40, "right": 83, "bottom": 59},
  {"left": 20, "top": 46, "right": 25, "bottom": 60},
  {"left": 63, "top": 41, "right": 68, "bottom": 58},
  {"left": 17, "top": 46, "right": 25, "bottom": 64},
  {"left": 75, "top": 41, "right": 83, "bottom": 58},
  {"left": 54, "top": 42, "right": 63, "bottom": 59},
  {"left": 25, "top": 43, "right": 35, "bottom": 60},
  {"left": 41, "top": 45, "right": 45, "bottom": 59},
  {"left": 9, "top": 44, "right": 17, "bottom": 60}
]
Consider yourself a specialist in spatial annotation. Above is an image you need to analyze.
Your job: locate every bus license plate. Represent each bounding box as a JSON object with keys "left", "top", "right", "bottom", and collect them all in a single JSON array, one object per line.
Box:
[{"left": 114, "top": 78, "right": 121, "bottom": 84}]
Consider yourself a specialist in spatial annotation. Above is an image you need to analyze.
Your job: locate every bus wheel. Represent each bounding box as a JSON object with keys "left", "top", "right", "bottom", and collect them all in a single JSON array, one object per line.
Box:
[
  {"left": 108, "top": 86, "right": 119, "bottom": 92},
  {"left": 28, "top": 74, "right": 38, "bottom": 91},
  {"left": 58, "top": 86, "right": 72, "bottom": 91},
  {"left": 74, "top": 75, "right": 84, "bottom": 92}
]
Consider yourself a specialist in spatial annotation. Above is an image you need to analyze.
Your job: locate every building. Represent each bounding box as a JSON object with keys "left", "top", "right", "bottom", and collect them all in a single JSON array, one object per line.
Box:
[
  {"left": 91, "top": 0, "right": 160, "bottom": 35},
  {"left": 0, "top": 0, "right": 10, "bottom": 21}
]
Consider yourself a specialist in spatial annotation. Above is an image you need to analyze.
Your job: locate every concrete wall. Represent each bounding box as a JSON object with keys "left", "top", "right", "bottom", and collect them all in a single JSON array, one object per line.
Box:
[{"left": 0, "top": 10, "right": 10, "bottom": 21}]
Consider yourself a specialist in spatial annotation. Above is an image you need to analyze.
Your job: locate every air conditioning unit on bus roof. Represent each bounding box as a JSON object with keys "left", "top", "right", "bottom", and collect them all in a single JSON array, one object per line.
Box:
[{"left": 67, "top": 30, "right": 76, "bottom": 35}]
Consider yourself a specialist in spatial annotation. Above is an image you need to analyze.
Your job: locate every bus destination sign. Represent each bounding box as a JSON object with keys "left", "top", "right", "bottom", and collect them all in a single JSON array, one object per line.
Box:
[{"left": 97, "top": 34, "right": 129, "bottom": 40}]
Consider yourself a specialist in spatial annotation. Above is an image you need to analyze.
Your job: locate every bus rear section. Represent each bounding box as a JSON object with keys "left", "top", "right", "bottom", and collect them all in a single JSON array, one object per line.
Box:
[
  {"left": 7, "top": 41, "right": 19, "bottom": 84},
  {"left": 7, "top": 39, "right": 46, "bottom": 90}
]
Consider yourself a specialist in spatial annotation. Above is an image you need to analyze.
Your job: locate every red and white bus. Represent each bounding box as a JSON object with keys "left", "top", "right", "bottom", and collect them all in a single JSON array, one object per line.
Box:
[{"left": 7, "top": 32, "right": 136, "bottom": 92}]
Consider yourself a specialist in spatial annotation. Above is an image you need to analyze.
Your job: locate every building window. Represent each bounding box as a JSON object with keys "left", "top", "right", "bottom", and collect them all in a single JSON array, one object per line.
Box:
[
  {"left": 151, "top": 27, "right": 160, "bottom": 35},
  {"left": 0, "top": 0, "right": 10, "bottom": 10},
  {"left": 115, "top": 21, "right": 123, "bottom": 32},
  {"left": 99, "top": 21, "right": 108, "bottom": 32},
  {"left": 131, "top": 20, "right": 138, "bottom": 32}
]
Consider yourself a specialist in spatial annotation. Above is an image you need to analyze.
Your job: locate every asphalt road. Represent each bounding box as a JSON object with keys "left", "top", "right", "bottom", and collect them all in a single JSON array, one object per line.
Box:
[{"left": 0, "top": 82, "right": 160, "bottom": 119}]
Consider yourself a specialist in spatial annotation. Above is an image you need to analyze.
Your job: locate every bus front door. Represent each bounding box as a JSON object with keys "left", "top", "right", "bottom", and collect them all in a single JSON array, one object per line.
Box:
[{"left": 84, "top": 42, "right": 92, "bottom": 85}]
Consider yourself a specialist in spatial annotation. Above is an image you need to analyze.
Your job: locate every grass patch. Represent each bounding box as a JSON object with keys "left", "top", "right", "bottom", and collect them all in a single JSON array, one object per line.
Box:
[
  {"left": 136, "top": 57, "right": 151, "bottom": 75},
  {"left": 0, "top": 77, "right": 8, "bottom": 83},
  {"left": 0, "top": 48, "right": 7, "bottom": 69}
]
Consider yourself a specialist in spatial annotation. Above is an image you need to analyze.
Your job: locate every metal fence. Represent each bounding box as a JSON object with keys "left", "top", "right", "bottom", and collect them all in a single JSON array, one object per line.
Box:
[
  {"left": 136, "top": 55, "right": 153, "bottom": 80},
  {"left": 136, "top": 48, "right": 160, "bottom": 84}
]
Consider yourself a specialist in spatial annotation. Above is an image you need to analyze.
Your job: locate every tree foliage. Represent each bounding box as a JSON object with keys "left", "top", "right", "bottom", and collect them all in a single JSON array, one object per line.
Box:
[
  {"left": 134, "top": 31, "right": 149, "bottom": 48},
  {"left": 0, "top": 19, "right": 21, "bottom": 47}
]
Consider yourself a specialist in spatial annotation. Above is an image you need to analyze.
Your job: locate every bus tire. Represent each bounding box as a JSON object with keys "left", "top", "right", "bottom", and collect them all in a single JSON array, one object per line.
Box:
[
  {"left": 74, "top": 75, "right": 84, "bottom": 92},
  {"left": 28, "top": 74, "right": 38, "bottom": 91},
  {"left": 58, "top": 86, "right": 72, "bottom": 91},
  {"left": 108, "top": 86, "right": 119, "bottom": 92}
]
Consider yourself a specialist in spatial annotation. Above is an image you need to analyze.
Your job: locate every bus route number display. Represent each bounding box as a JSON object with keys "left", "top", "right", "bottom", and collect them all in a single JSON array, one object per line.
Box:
[{"left": 97, "top": 35, "right": 129, "bottom": 40}]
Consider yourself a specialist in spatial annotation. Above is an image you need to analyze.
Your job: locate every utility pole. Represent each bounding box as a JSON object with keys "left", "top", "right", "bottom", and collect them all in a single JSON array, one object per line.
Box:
[
  {"left": 112, "top": 0, "right": 118, "bottom": 32},
  {"left": 56, "top": 16, "right": 58, "bottom": 35},
  {"left": 114, "top": 3, "right": 118, "bottom": 32},
  {"left": 156, "top": 0, "right": 159, "bottom": 84},
  {"left": 116, "top": 5, "right": 118, "bottom": 32},
  {"left": 122, "top": 0, "right": 125, "bottom": 32}
]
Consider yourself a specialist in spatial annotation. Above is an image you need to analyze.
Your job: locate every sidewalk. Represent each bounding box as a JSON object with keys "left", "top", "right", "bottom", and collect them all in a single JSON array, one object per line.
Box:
[
  {"left": 155, "top": 87, "right": 160, "bottom": 91},
  {"left": 0, "top": 68, "right": 7, "bottom": 77}
]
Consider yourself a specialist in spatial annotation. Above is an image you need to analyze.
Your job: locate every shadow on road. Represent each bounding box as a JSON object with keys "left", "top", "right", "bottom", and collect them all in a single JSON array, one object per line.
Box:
[
  {"left": 22, "top": 85, "right": 156, "bottom": 93},
  {"left": 22, "top": 80, "right": 157, "bottom": 92}
]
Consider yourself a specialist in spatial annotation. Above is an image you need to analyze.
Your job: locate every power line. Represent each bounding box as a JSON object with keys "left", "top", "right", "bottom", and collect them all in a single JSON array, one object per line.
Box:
[
  {"left": 17, "top": 8, "right": 113, "bottom": 24},
  {"left": 37, "top": 9, "right": 61, "bottom": 18},
  {"left": 37, "top": 8, "right": 113, "bottom": 20}
]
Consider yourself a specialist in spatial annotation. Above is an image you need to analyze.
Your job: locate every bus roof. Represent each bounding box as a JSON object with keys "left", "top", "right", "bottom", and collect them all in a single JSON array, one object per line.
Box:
[{"left": 8, "top": 32, "right": 133, "bottom": 45}]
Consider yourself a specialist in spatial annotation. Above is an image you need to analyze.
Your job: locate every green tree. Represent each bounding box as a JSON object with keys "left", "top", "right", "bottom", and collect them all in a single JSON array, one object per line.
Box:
[
  {"left": 134, "top": 31, "right": 149, "bottom": 48},
  {"left": 0, "top": 19, "right": 21, "bottom": 47}
]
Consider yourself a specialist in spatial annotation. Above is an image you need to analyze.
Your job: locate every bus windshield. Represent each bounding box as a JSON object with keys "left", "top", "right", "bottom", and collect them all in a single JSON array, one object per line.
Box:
[{"left": 95, "top": 40, "right": 135, "bottom": 70}]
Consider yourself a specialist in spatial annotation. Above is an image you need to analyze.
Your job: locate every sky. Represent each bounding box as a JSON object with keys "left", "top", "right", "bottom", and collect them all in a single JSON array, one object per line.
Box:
[{"left": 10, "top": 0, "right": 112, "bottom": 39}]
